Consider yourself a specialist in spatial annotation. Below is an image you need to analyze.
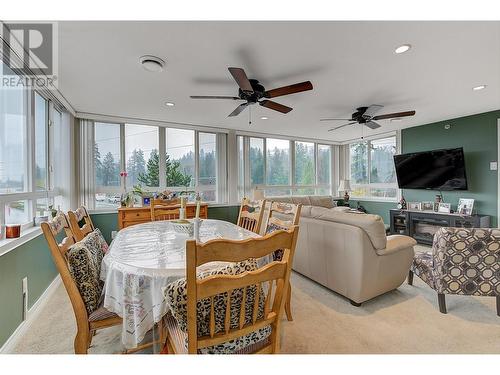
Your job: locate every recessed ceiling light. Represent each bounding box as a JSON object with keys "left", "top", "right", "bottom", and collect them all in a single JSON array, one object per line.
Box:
[
  {"left": 395, "top": 44, "right": 411, "bottom": 54},
  {"left": 390, "top": 118, "right": 402, "bottom": 122},
  {"left": 260, "top": 116, "right": 268, "bottom": 120},
  {"left": 472, "top": 85, "right": 486, "bottom": 91},
  {"left": 165, "top": 102, "right": 175, "bottom": 107},
  {"left": 139, "top": 55, "right": 165, "bottom": 72}
]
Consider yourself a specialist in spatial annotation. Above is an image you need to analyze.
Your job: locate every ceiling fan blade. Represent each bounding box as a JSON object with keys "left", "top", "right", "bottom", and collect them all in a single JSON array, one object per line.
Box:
[
  {"left": 228, "top": 103, "right": 249, "bottom": 117},
  {"left": 372, "top": 110, "right": 416, "bottom": 121},
  {"left": 259, "top": 100, "right": 293, "bottom": 114},
  {"left": 328, "top": 122, "right": 357, "bottom": 131},
  {"left": 190, "top": 95, "right": 242, "bottom": 100},
  {"left": 264, "top": 81, "right": 313, "bottom": 98},
  {"left": 320, "top": 118, "right": 353, "bottom": 122},
  {"left": 365, "top": 121, "right": 381, "bottom": 130},
  {"left": 362, "top": 104, "right": 384, "bottom": 119},
  {"left": 228, "top": 67, "right": 254, "bottom": 93}
]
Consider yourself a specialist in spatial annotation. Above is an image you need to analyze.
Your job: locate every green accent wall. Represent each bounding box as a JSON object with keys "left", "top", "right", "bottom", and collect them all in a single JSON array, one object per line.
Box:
[
  {"left": 353, "top": 110, "right": 500, "bottom": 226},
  {"left": 0, "top": 234, "right": 58, "bottom": 348},
  {"left": 207, "top": 205, "right": 240, "bottom": 224},
  {"left": 91, "top": 212, "right": 119, "bottom": 243},
  {"left": 349, "top": 200, "right": 395, "bottom": 224}
]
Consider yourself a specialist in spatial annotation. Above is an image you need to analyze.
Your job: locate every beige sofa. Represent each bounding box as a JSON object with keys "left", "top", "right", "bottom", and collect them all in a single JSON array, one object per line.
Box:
[{"left": 262, "top": 196, "right": 416, "bottom": 305}]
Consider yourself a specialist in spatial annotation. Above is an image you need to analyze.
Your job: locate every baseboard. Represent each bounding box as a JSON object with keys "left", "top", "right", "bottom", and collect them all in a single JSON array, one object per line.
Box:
[{"left": 0, "top": 275, "right": 62, "bottom": 353}]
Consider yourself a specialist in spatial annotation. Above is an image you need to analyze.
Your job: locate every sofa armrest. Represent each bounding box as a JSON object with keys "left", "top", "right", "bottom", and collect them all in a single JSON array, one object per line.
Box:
[{"left": 375, "top": 235, "right": 417, "bottom": 256}]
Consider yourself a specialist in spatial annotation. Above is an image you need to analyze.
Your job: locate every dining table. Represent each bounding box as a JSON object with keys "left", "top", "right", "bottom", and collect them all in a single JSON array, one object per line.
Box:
[{"left": 100, "top": 218, "right": 260, "bottom": 349}]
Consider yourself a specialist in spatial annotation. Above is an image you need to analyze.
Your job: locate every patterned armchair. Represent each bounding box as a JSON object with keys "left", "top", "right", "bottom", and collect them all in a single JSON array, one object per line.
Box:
[{"left": 409, "top": 227, "right": 500, "bottom": 316}]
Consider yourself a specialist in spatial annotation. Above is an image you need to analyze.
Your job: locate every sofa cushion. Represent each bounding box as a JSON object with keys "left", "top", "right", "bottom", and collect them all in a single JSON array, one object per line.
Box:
[
  {"left": 309, "top": 195, "right": 336, "bottom": 209},
  {"left": 316, "top": 210, "right": 387, "bottom": 250}
]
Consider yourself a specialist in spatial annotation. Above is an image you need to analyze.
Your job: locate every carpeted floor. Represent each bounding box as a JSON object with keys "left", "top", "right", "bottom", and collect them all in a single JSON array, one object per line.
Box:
[{"left": 10, "top": 246, "right": 500, "bottom": 354}]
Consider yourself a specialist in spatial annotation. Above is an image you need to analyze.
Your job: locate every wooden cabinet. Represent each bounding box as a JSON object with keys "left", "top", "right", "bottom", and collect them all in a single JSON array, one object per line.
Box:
[{"left": 118, "top": 203, "right": 208, "bottom": 229}]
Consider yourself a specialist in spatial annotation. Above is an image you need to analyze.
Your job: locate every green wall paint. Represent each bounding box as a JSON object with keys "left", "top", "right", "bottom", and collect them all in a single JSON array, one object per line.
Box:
[
  {"left": 349, "top": 200, "right": 395, "bottom": 224},
  {"left": 207, "top": 205, "right": 240, "bottom": 224},
  {"left": 0, "top": 234, "right": 58, "bottom": 347},
  {"left": 402, "top": 110, "right": 500, "bottom": 226},
  {"left": 353, "top": 110, "right": 500, "bottom": 226}
]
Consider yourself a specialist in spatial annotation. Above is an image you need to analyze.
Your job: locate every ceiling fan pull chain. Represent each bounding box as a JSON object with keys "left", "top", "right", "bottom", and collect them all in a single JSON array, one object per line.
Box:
[{"left": 249, "top": 105, "right": 252, "bottom": 125}]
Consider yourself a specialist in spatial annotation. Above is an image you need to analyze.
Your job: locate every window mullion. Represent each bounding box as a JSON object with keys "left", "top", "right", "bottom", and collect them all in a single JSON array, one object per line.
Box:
[
  {"left": 159, "top": 126, "right": 166, "bottom": 190},
  {"left": 119, "top": 123, "right": 126, "bottom": 191},
  {"left": 290, "top": 140, "right": 294, "bottom": 193},
  {"left": 194, "top": 130, "right": 200, "bottom": 190}
]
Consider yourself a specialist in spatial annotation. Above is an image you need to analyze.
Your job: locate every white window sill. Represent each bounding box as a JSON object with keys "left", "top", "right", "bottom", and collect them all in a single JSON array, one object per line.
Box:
[{"left": 0, "top": 226, "right": 43, "bottom": 257}]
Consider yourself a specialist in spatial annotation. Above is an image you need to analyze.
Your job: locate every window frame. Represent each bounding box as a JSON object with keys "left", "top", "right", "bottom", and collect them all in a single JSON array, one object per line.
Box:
[
  {"left": 237, "top": 135, "right": 336, "bottom": 199},
  {"left": 346, "top": 133, "right": 400, "bottom": 202},
  {"left": 85, "top": 121, "right": 227, "bottom": 210},
  {"left": 0, "top": 86, "right": 61, "bottom": 234}
]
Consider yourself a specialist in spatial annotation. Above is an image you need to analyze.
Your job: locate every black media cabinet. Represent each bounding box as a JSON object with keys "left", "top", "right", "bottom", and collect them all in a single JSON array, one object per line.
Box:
[{"left": 389, "top": 209, "right": 491, "bottom": 246}]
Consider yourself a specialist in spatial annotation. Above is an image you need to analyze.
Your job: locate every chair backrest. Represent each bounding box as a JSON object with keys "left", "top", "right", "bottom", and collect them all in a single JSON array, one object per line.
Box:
[
  {"left": 41, "top": 213, "right": 89, "bottom": 325},
  {"left": 265, "top": 201, "right": 302, "bottom": 233},
  {"left": 67, "top": 206, "right": 95, "bottom": 241},
  {"left": 150, "top": 199, "right": 181, "bottom": 221},
  {"left": 432, "top": 227, "right": 500, "bottom": 296},
  {"left": 237, "top": 198, "right": 266, "bottom": 234},
  {"left": 185, "top": 226, "right": 299, "bottom": 354}
]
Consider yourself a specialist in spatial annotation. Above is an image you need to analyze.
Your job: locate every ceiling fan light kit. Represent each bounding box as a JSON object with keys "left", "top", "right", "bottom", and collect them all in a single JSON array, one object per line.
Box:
[{"left": 190, "top": 67, "right": 313, "bottom": 118}]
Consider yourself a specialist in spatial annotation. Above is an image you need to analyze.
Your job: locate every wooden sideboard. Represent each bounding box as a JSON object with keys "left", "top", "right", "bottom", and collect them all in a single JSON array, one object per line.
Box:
[{"left": 117, "top": 203, "right": 209, "bottom": 229}]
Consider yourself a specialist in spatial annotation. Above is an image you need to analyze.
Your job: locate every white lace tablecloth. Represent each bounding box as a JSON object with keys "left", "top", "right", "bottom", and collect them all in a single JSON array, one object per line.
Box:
[{"left": 101, "top": 219, "right": 260, "bottom": 349}]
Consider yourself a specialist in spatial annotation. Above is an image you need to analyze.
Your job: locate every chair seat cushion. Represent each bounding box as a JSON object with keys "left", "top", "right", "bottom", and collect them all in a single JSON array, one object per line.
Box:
[
  {"left": 164, "top": 259, "right": 269, "bottom": 353},
  {"left": 411, "top": 251, "right": 436, "bottom": 290},
  {"left": 164, "top": 312, "right": 271, "bottom": 354},
  {"left": 88, "top": 305, "right": 119, "bottom": 322}
]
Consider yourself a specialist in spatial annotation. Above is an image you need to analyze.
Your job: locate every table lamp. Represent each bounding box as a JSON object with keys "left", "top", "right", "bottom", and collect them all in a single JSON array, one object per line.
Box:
[{"left": 338, "top": 179, "right": 352, "bottom": 203}]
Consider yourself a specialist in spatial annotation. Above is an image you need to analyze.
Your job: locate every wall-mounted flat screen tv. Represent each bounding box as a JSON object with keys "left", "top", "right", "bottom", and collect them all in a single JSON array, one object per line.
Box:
[{"left": 393, "top": 147, "right": 468, "bottom": 190}]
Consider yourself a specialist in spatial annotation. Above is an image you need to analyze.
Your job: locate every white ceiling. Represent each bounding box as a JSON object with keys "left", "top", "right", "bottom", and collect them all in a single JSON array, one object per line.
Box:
[{"left": 57, "top": 21, "right": 500, "bottom": 142}]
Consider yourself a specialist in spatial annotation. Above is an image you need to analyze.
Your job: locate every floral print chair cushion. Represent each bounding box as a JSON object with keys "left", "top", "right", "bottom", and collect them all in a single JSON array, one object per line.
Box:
[
  {"left": 67, "top": 231, "right": 106, "bottom": 315},
  {"left": 164, "top": 259, "right": 271, "bottom": 354},
  {"left": 93, "top": 228, "right": 109, "bottom": 254}
]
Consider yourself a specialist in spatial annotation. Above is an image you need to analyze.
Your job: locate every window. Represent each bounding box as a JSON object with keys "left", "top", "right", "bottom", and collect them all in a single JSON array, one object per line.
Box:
[
  {"left": 94, "top": 122, "right": 121, "bottom": 208},
  {"left": 87, "top": 122, "right": 226, "bottom": 208},
  {"left": 249, "top": 138, "right": 264, "bottom": 185},
  {"left": 237, "top": 135, "right": 334, "bottom": 199},
  {"left": 198, "top": 132, "right": 217, "bottom": 202},
  {"left": 125, "top": 124, "right": 159, "bottom": 188},
  {"left": 166, "top": 128, "right": 194, "bottom": 188},
  {"left": 0, "top": 61, "right": 67, "bottom": 238},
  {"left": 0, "top": 68, "right": 27, "bottom": 194},
  {"left": 349, "top": 136, "right": 397, "bottom": 200}
]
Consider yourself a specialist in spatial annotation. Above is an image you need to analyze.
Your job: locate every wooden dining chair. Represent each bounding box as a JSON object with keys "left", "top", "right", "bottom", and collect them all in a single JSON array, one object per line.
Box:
[
  {"left": 162, "top": 226, "right": 299, "bottom": 354},
  {"left": 237, "top": 198, "right": 266, "bottom": 234},
  {"left": 150, "top": 199, "right": 181, "bottom": 221},
  {"left": 41, "top": 213, "right": 121, "bottom": 354},
  {"left": 67, "top": 206, "right": 95, "bottom": 242},
  {"left": 264, "top": 201, "right": 302, "bottom": 322}
]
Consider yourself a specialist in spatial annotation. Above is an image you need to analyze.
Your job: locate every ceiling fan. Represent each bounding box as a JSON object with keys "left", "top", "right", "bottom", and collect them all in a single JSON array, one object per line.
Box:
[
  {"left": 190, "top": 67, "right": 313, "bottom": 117},
  {"left": 320, "top": 105, "right": 416, "bottom": 132}
]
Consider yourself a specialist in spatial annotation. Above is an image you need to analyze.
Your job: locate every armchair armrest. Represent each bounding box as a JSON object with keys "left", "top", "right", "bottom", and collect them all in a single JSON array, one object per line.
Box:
[{"left": 376, "top": 235, "right": 417, "bottom": 256}]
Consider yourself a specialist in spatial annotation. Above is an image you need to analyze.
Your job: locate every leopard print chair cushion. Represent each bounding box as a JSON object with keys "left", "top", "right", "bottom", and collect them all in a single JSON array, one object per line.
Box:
[
  {"left": 164, "top": 259, "right": 271, "bottom": 354},
  {"left": 67, "top": 231, "right": 106, "bottom": 315}
]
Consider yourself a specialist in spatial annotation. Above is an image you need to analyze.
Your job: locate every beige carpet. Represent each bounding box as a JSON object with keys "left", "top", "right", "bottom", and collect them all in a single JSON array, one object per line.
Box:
[{"left": 10, "top": 247, "right": 500, "bottom": 354}]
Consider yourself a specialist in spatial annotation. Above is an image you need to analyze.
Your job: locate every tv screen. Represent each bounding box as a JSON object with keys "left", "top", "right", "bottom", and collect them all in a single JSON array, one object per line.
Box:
[{"left": 393, "top": 147, "right": 468, "bottom": 190}]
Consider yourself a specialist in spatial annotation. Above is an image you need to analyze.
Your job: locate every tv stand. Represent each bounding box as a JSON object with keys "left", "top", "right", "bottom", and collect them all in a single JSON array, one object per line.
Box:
[{"left": 389, "top": 209, "right": 490, "bottom": 245}]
